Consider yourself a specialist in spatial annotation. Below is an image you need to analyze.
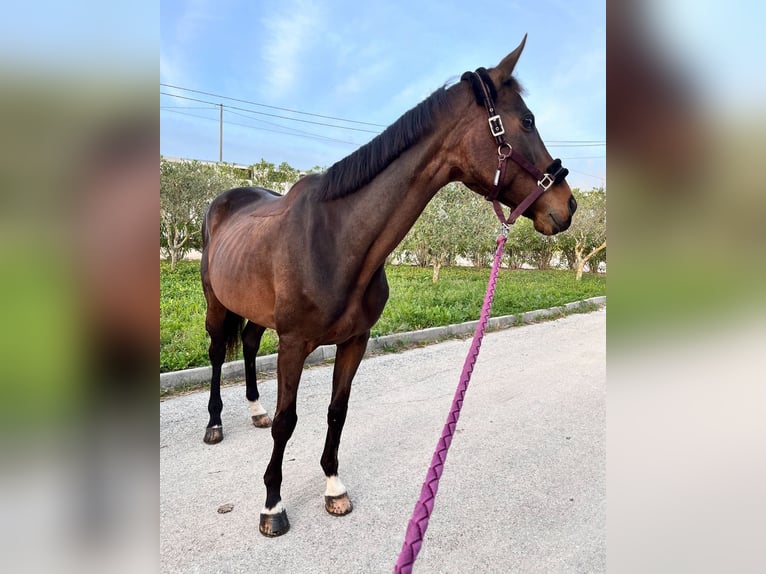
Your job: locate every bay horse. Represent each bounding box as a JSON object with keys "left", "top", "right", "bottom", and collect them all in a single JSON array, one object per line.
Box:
[{"left": 200, "top": 35, "right": 576, "bottom": 537}]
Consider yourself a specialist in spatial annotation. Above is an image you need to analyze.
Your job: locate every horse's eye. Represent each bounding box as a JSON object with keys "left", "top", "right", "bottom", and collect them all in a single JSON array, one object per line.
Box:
[{"left": 521, "top": 114, "right": 535, "bottom": 131}]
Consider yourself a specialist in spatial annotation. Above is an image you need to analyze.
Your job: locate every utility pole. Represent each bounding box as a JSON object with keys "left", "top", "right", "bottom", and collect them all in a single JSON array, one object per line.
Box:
[{"left": 218, "top": 103, "right": 223, "bottom": 162}]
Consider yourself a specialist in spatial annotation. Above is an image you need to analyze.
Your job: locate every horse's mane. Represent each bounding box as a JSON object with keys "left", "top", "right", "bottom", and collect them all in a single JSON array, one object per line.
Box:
[{"left": 312, "top": 85, "right": 454, "bottom": 202}]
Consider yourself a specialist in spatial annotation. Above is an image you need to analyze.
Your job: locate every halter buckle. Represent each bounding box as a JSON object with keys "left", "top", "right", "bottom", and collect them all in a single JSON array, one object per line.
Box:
[
  {"left": 538, "top": 173, "right": 555, "bottom": 191},
  {"left": 487, "top": 115, "right": 505, "bottom": 137}
]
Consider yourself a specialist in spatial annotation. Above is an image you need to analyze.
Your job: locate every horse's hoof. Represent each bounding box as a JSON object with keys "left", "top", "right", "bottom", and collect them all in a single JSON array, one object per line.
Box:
[
  {"left": 259, "top": 509, "right": 290, "bottom": 537},
  {"left": 203, "top": 425, "right": 223, "bottom": 444},
  {"left": 325, "top": 493, "right": 353, "bottom": 516},
  {"left": 252, "top": 413, "right": 272, "bottom": 428}
]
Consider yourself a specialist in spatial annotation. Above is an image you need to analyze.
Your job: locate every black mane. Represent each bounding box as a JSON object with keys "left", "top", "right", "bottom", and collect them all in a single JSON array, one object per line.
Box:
[{"left": 313, "top": 86, "right": 454, "bottom": 201}]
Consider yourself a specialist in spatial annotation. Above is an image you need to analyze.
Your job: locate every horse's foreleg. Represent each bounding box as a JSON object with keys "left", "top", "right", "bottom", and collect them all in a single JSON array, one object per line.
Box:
[
  {"left": 242, "top": 322, "right": 271, "bottom": 428},
  {"left": 321, "top": 330, "right": 370, "bottom": 516},
  {"left": 259, "top": 337, "right": 309, "bottom": 537}
]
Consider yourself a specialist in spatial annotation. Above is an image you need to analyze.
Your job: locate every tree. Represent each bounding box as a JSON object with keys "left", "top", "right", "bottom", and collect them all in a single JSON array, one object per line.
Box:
[
  {"left": 506, "top": 217, "right": 558, "bottom": 269},
  {"left": 394, "top": 184, "right": 498, "bottom": 282},
  {"left": 558, "top": 187, "right": 606, "bottom": 280},
  {"left": 455, "top": 189, "right": 502, "bottom": 268},
  {"left": 395, "top": 183, "right": 458, "bottom": 281},
  {"left": 249, "top": 159, "right": 301, "bottom": 192},
  {"left": 160, "top": 159, "right": 243, "bottom": 269}
]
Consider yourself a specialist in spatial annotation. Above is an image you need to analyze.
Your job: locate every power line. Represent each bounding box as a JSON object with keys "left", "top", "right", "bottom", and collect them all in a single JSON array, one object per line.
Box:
[
  {"left": 560, "top": 156, "right": 606, "bottom": 160},
  {"left": 547, "top": 140, "right": 606, "bottom": 144},
  {"left": 161, "top": 83, "right": 605, "bottom": 145},
  {"left": 161, "top": 108, "right": 362, "bottom": 146},
  {"left": 163, "top": 104, "right": 607, "bottom": 154},
  {"left": 567, "top": 168, "right": 606, "bottom": 182},
  {"left": 160, "top": 105, "right": 217, "bottom": 110},
  {"left": 161, "top": 107, "right": 606, "bottom": 182},
  {"left": 547, "top": 143, "right": 605, "bottom": 147},
  {"left": 161, "top": 83, "right": 388, "bottom": 128},
  {"left": 161, "top": 88, "right": 607, "bottom": 171},
  {"left": 161, "top": 91, "right": 382, "bottom": 134},
  {"left": 225, "top": 108, "right": 362, "bottom": 146}
]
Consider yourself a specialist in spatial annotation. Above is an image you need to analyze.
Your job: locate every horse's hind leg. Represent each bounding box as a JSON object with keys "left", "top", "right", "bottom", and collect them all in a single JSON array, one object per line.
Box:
[
  {"left": 321, "top": 330, "right": 370, "bottom": 516},
  {"left": 202, "top": 299, "right": 241, "bottom": 444},
  {"left": 202, "top": 300, "right": 227, "bottom": 444},
  {"left": 242, "top": 321, "right": 271, "bottom": 428}
]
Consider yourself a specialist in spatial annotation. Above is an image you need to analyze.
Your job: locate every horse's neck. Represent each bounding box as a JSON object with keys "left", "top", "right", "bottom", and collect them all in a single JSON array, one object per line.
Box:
[{"left": 335, "top": 134, "right": 457, "bottom": 278}]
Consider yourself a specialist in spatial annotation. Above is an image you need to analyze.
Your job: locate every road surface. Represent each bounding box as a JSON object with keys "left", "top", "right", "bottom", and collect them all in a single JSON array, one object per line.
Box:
[{"left": 161, "top": 308, "right": 605, "bottom": 573}]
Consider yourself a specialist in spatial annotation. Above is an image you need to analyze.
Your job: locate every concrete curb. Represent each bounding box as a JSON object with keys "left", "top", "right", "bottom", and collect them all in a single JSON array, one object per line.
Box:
[{"left": 160, "top": 295, "right": 605, "bottom": 391}]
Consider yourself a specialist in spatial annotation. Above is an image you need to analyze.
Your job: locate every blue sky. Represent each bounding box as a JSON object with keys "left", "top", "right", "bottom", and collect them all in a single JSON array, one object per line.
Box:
[{"left": 161, "top": 0, "right": 605, "bottom": 190}]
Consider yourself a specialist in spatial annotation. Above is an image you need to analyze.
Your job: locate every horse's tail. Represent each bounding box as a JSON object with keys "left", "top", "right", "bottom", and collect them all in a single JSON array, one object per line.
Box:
[
  {"left": 223, "top": 310, "right": 245, "bottom": 361},
  {"left": 201, "top": 204, "right": 211, "bottom": 250}
]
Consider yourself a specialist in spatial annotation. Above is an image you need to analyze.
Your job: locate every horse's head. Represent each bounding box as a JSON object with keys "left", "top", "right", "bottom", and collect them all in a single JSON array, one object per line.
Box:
[{"left": 457, "top": 35, "right": 576, "bottom": 235}]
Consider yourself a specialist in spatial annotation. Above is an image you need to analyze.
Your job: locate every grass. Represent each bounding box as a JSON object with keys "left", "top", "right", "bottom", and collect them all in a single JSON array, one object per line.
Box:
[
  {"left": 161, "top": 260, "right": 605, "bottom": 372},
  {"left": 376, "top": 266, "right": 604, "bottom": 336}
]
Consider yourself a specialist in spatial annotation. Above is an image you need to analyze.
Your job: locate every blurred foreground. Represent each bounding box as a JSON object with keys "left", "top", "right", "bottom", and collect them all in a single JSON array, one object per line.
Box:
[
  {"left": 608, "top": 1, "right": 765, "bottom": 572},
  {"left": 0, "top": 3, "right": 157, "bottom": 573}
]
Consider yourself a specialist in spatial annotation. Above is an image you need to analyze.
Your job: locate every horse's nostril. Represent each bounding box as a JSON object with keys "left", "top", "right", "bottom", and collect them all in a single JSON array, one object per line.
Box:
[{"left": 568, "top": 195, "right": 578, "bottom": 215}]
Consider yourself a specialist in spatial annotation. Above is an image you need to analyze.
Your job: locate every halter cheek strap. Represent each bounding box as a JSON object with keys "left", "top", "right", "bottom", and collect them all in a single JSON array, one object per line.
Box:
[{"left": 461, "top": 68, "right": 568, "bottom": 226}]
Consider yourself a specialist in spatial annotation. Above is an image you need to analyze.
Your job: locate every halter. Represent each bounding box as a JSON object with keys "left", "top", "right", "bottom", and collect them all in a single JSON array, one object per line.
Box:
[{"left": 461, "top": 68, "right": 569, "bottom": 229}]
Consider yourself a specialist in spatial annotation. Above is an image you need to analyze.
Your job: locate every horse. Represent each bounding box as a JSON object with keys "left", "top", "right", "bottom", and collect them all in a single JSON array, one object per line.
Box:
[{"left": 200, "top": 35, "right": 576, "bottom": 537}]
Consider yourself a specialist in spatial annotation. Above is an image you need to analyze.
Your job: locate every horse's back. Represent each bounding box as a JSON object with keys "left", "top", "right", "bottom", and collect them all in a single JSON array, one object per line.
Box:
[
  {"left": 217, "top": 186, "right": 281, "bottom": 208},
  {"left": 209, "top": 185, "right": 280, "bottom": 218},
  {"left": 203, "top": 186, "right": 282, "bottom": 240}
]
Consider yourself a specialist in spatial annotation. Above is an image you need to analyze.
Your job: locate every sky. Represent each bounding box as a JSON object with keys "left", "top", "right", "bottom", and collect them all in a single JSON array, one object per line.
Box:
[{"left": 161, "top": 0, "right": 606, "bottom": 190}]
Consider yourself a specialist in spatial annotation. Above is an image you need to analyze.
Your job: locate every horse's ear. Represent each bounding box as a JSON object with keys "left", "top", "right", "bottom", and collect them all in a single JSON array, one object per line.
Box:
[{"left": 489, "top": 34, "right": 527, "bottom": 86}]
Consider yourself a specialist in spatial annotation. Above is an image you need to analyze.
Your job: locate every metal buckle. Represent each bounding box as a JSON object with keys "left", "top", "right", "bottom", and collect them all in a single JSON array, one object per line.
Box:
[
  {"left": 487, "top": 114, "right": 505, "bottom": 137},
  {"left": 538, "top": 173, "right": 555, "bottom": 190}
]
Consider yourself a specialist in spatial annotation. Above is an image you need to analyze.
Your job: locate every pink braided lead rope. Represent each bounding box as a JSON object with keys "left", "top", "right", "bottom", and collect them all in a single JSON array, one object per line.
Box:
[{"left": 394, "top": 230, "right": 508, "bottom": 574}]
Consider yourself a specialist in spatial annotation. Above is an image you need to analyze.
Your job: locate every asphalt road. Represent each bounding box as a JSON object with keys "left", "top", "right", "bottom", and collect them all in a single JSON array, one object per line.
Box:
[{"left": 160, "top": 308, "right": 605, "bottom": 573}]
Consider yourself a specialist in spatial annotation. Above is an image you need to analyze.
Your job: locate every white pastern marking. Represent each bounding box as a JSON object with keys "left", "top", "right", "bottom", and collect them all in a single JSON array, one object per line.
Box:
[
  {"left": 261, "top": 501, "right": 285, "bottom": 515},
  {"left": 249, "top": 400, "right": 267, "bottom": 417},
  {"left": 325, "top": 475, "right": 347, "bottom": 497}
]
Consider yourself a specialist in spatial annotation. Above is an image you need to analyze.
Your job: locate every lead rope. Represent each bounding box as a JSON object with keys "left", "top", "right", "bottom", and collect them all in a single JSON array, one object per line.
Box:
[{"left": 393, "top": 223, "right": 509, "bottom": 574}]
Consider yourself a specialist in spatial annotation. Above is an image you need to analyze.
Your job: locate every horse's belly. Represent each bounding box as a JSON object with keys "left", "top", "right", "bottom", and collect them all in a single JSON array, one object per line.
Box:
[
  {"left": 207, "top": 231, "right": 278, "bottom": 328},
  {"left": 212, "top": 274, "right": 277, "bottom": 328}
]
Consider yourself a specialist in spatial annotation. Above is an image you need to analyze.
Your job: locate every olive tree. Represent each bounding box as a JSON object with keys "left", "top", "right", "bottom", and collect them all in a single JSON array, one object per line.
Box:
[
  {"left": 249, "top": 159, "right": 301, "bottom": 192},
  {"left": 456, "top": 189, "right": 502, "bottom": 268},
  {"left": 505, "top": 217, "right": 558, "bottom": 269},
  {"left": 395, "top": 183, "right": 460, "bottom": 281},
  {"left": 160, "top": 159, "right": 243, "bottom": 269},
  {"left": 394, "top": 183, "right": 498, "bottom": 282},
  {"left": 558, "top": 187, "right": 606, "bottom": 280}
]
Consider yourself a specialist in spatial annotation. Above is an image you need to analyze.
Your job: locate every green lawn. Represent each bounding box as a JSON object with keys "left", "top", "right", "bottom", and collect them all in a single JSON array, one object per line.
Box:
[{"left": 161, "top": 260, "right": 605, "bottom": 372}]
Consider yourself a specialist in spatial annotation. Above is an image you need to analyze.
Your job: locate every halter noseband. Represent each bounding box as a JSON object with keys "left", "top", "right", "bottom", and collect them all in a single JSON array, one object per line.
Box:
[{"left": 461, "top": 68, "right": 568, "bottom": 226}]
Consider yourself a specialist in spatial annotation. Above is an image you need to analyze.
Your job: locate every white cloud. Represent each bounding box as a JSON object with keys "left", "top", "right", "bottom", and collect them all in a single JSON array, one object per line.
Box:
[
  {"left": 552, "top": 43, "right": 605, "bottom": 93},
  {"left": 260, "top": 0, "right": 324, "bottom": 97},
  {"left": 160, "top": 52, "right": 182, "bottom": 88},
  {"left": 160, "top": 0, "right": 215, "bottom": 90},
  {"left": 526, "top": 36, "right": 605, "bottom": 143}
]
